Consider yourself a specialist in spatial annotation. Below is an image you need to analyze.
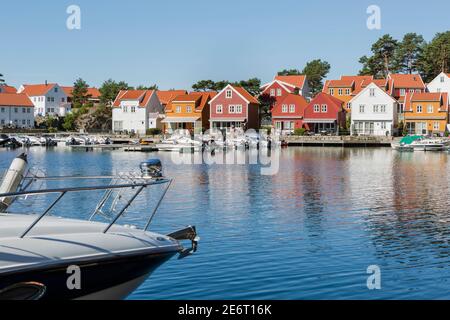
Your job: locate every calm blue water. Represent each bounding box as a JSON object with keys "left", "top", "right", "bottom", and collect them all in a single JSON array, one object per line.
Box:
[{"left": 2, "top": 146, "right": 450, "bottom": 300}]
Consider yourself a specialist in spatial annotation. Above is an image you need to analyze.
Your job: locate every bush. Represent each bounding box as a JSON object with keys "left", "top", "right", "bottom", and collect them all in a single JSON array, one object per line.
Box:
[
  {"left": 294, "top": 128, "right": 306, "bottom": 136},
  {"left": 48, "top": 127, "right": 58, "bottom": 133},
  {"left": 146, "top": 128, "right": 162, "bottom": 136}
]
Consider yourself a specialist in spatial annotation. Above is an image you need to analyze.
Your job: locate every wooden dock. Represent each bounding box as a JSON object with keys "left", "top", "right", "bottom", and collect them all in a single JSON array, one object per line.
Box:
[
  {"left": 284, "top": 136, "right": 394, "bottom": 147},
  {"left": 69, "top": 144, "right": 158, "bottom": 152}
]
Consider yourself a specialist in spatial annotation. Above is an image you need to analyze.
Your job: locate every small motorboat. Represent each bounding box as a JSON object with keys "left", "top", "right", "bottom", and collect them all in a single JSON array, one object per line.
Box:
[
  {"left": 410, "top": 138, "right": 448, "bottom": 151},
  {"left": 0, "top": 134, "right": 10, "bottom": 147},
  {"left": 0, "top": 155, "right": 198, "bottom": 300}
]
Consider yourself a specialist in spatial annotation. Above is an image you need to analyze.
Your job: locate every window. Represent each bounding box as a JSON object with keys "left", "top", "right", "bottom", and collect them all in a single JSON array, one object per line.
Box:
[
  {"left": 226, "top": 90, "right": 232, "bottom": 98},
  {"left": 123, "top": 106, "right": 128, "bottom": 112},
  {"left": 415, "top": 89, "right": 421, "bottom": 93},
  {"left": 289, "top": 104, "right": 295, "bottom": 113},
  {"left": 277, "top": 89, "right": 282, "bottom": 97},
  {"left": 216, "top": 105, "right": 223, "bottom": 113},
  {"left": 329, "top": 89, "right": 334, "bottom": 95},
  {"left": 433, "top": 122, "right": 440, "bottom": 130},
  {"left": 0, "top": 107, "right": 4, "bottom": 113},
  {"left": 359, "top": 105, "right": 365, "bottom": 113},
  {"left": 338, "top": 89, "right": 343, "bottom": 96},
  {"left": 1, "top": 119, "right": 4, "bottom": 125},
  {"left": 437, "top": 88, "right": 441, "bottom": 93},
  {"left": 54, "top": 87, "right": 58, "bottom": 93},
  {"left": 409, "top": 89, "right": 415, "bottom": 93},
  {"left": 345, "top": 88, "right": 351, "bottom": 95},
  {"left": 321, "top": 104, "right": 327, "bottom": 112},
  {"left": 131, "top": 106, "right": 136, "bottom": 113},
  {"left": 399, "top": 103, "right": 404, "bottom": 113},
  {"left": 380, "top": 105, "right": 386, "bottom": 113},
  {"left": 22, "top": 120, "right": 26, "bottom": 125},
  {"left": 62, "top": 98, "right": 65, "bottom": 102},
  {"left": 22, "top": 108, "right": 26, "bottom": 113},
  {"left": 229, "top": 105, "right": 235, "bottom": 113},
  {"left": 27, "top": 119, "right": 31, "bottom": 125},
  {"left": 47, "top": 97, "right": 51, "bottom": 102},
  {"left": 381, "top": 122, "right": 386, "bottom": 130},
  {"left": 400, "top": 89, "right": 406, "bottom": 96},
  {"left": 347, "top": 103, "right": 351, "bottom": 109},
  {"left": 186, "top": 106, "right": 192, "bottom": 113},
  {"left": 282, "top": 104, "right": 288, "bottom": 113},
  {"left": 373, "top": 105, "right": 379, "bottom": 113},
  {"left": 275, "top": 121, "right": 282, "bottom": 129},
  {"left": 314, "top": 104, "right": 320, "bottom": 113},
  {"left": 14, "top": 108, "right": 18, "bottom": 113},
  {"left": 51, "top": 97, "right": 54, "bottom": 102},
  {"left": 427, "top": 105, "right": 433, "bottom": 113},
  {"left": 441, "top": 76, "right": 445, "bottom": 83},
  {"left": 417, "top": 105, "right": 422, "bottom": 113},
  {"left": 370, "top": 88, "right": 375, "bottom": 97},
  {"left": 235, "top": 105, "right": 242, "bottom": 113},
  {"left": 176, "top": 106, "right": 181, "bottom": 113},
  {"left": 270, "top": 89, "right": 275, "bottom": 97}
]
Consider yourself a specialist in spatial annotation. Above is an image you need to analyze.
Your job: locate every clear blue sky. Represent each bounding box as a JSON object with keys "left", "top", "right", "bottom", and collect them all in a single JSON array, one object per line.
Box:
[{"left": 1, "top": 0, "right": 449, "bottom": 90}]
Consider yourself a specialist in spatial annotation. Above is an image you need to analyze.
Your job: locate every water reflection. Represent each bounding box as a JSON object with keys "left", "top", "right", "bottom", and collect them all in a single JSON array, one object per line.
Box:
[{"left": 2, "top": 146, "right": 450, "bottom": 299}]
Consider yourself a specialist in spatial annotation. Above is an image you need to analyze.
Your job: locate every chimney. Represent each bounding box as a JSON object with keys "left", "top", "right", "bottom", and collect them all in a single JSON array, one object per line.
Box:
[{"left": 45, "top": 80, "right": 48, "bottom": 86}]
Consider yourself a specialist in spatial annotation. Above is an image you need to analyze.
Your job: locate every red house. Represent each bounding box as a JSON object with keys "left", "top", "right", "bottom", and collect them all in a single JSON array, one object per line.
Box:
[
  {"left": 260, "top": 75, "right": 310, "bottom": 103},
  {"left": 271, "top": 93, "right": 308, "bottom": 133},
  {"left": 303, "top": 93, "right": 346, "bottom": 134},
  {"left": 209, "top": 84, "right": 260, "bottom": 131}
]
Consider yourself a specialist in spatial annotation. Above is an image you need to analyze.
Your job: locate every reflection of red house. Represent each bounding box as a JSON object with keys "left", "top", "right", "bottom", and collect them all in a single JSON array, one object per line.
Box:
[
  {"left": 209, "top": 84, "right": 260, "bottom": 130},
  {"left": 272, "top": 93, "right": 308, "bottom": 133},
  {"left": 303, "top": 93, "right": 346, "bottom": 134}
]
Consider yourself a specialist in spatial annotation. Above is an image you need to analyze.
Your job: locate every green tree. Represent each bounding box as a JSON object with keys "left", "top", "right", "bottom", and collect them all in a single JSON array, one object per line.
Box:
[
  {"left": 232, "top": 78, "right": 261, "bottom": 96},
  {"left": 136, "top": 84, "right": 158, "bottom": 90},
  {"left": 418, "top": 31, "right": 450, "bottom": 82},
  {"left": 192, "top": 80, "right": 217, "bottom": 92},
  {"left": 258, "top": 93, "right": 277, "bottom": 121},
  {"left": 62, "top": 112, "right": 77, "bottom": 131},
  {"left": 301, "top": 59, "right": 331, "bottom": 96},
  {"left": 395, "top": 33, "right": 425, "bottom": 74},
  {"left": 0, "top": 73, "right": 4, "bottom": 85},
  {"left": 72, "top": 78, "right": 91, "bottom": 107},
  {"left": 99, "top": 79, "right": 131, "bottom": 105},
  {"left": 359, "top": 34, "right": 399, "bottom": 78},
  {"left": 277, "top": 69, "right": 302, "bottom": 76}
]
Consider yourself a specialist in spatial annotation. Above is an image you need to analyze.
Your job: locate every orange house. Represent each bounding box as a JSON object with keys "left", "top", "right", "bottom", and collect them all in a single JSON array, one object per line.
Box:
[
  {"left": 404, "top": 92, "right": 449, "bottom": 135},
  {"left": 162, "top": 92, "right": 216, "bottom": 134},
  {"left": 323, "top": 75, "right": 377, "bottom": 112}
]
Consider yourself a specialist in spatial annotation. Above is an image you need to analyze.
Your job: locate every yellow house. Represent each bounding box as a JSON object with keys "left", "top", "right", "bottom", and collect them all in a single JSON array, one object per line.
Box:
[
  {"left": 404, "top": 92, "right": 449, "bottom": 135},
  {"left": 162, "top": 92, "right": 216, "bottom": 134}
]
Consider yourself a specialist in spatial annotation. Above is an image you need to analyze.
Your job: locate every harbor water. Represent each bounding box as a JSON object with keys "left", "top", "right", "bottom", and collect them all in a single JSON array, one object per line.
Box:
[{"left": 1, "top": 146, "right": 450, "bottom": 299}]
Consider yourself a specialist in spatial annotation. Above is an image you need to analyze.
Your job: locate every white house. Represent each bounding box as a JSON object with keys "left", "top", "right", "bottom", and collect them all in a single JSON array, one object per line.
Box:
[
  {"left": 350, "top": 82, "right": 398, "bottom": 136},
  {"left": 18, "top": 83, "right": 71, "bottom": 117},
  {"left": 427, "top": 72, "right": 450, "bottom": 94},
  {"left": 0, "top": 93, "right": 35, "bottom": 128},
  {"left": 112, "top": 90, "right": 164, "bottom": 135}
]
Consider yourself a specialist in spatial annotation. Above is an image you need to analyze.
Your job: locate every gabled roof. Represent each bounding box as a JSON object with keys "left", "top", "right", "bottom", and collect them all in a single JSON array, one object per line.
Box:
[
  {"left": 61, "top": 86, "right": 101, "bottom": 99},
  {"left": 311, "top": 92, "right": 345, "bottom": 107},
  {"left": 0, "top": 85, "right": 17, "bottom": 94},
  {"left": 352, "top": 79, "right": 388, "bottom": 95},
  {"left": 20, "top": 83, "right": 58, "bottom": 96},
  {"left": 388, "top": 74, "right": 425, "bottom": 90},
  {"left": 0, "top": 93, "right": 34, "bottom": 107},
  {"left": 349, "top": 82, "right": 397, "bottom": 105},
  {"left": 278, "top": 93, "right": 309, "bottom": 107},
  {"left": 156, "top": 90, "right": 188, "bottom": 105},
  {"left": 274, "top": 75, "right": 306, "bottom": 89},
  {"left": 404, "top": 92, "right": 448, "bottom": 112},
  {"left": 168, "top": 92, "right": 216, "bottom": 112},
  {"left": 327, "top": 79, "right": 355, "bottom": 88},
  {"left": 112, "top": 90, "right": 155, "bottom": 107},
  {"left": 209, "top": 84, "right": 259, "bottom": 105},
  {"left": 323, "top": 75, "right": 374, "bottom": 93}
]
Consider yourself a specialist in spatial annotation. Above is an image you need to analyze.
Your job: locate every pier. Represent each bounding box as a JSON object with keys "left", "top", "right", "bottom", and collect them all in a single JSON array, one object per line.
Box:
[{"left": 284, "top": 136, "right": 394, "bottom": 147}]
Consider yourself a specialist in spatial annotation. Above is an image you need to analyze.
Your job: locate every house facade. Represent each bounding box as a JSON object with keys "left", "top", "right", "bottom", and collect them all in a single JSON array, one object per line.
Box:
[
  {"left": 427, "top": 72, "right": 450, "bottom": 94},
  {"left": 156, "top": 90, "right": 188, "bottom": 111},
  {"left": 0, "top": 93, "right": 34, "bottom": 128},
  {"left": 387, "top": 73, "right": 426, "bottom": 122},
  {"left": 112, "top": 90, "right": 163, "bottom": 135},
  {"left": 209, "top": 85, "right": 260, "bottom": 131},
  {"left": 303, "top": 93, "right": 346, "bottom": 134},
  {"left": 271, "top": 93, "right": 308, "bottom": 134},
  {"left": 350, "top": 82, "right": 398, "bottom": 136},
  {"left": 162, "top": 92, "right": 216, "bottom": 134},
  {"left": 404, "top": 92, "right": 448, "bottom": 135},
  {"left": 18, "top": 83, "right": 70, "bottom": 117},
  {"left": 61, "top": 86, "right": 102, "bottom": 105}
]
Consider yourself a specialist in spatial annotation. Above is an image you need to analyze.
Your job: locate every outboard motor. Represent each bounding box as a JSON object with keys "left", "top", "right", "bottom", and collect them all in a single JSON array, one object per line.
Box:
[
  {"left": 140, "top": 159, "right": 163, "bottom": 178},
  {"left": 0, "top": 153, "right": 28, "bottom": 212}
]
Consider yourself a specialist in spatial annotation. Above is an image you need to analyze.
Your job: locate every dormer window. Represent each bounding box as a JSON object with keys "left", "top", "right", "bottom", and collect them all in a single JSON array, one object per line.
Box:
[{"left": 226, "top": 90, "right": 232, "bottom": 99}]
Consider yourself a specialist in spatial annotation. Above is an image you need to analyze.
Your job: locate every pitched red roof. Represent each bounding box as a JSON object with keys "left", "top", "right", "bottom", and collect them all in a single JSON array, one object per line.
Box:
[
  {"left": 61, "top": 86, "right": 101, "bottom": 99},
  {"left": 0, "top": 85, "right": 17, "bottom": 94},
  {"left": 21, "top": 83, "right": 57, "bottom": 96},
  {"left": 274, "top": 75, "right": 306, "bottom": 88},
  {"left": 279, "top": 93, "right": 309, "bottom": 107},
  {"left": 404, "top": 92, "right": 449, "bottom": 112},
  {"left": 112, "top": 90, "right": 154, "bottom": 107},
  {"left": 327, "top": 79, "right": 355, "bottom": 88},
  {"left": 168, "top": 92, "right": 216, "bottom": 112},
  {"left": 0, "top": 93, "right": 34, "bottom": 107},
  {"left": 388, "top": 74, "right": 425, "bottom": 89},
  {"left": 232, "top": 86, "right": 260, "bottom": 104},
  {"left": 156, "top": 90, "right": 187, "bottom": 105}
]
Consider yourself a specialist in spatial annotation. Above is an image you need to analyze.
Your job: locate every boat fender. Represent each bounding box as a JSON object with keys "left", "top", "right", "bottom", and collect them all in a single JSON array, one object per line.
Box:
[{"left": 0, "top": 153, "right": 28, "bottom": 212}]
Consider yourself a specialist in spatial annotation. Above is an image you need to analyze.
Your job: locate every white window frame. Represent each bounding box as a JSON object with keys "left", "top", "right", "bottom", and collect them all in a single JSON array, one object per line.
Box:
[
  {"left": 417, "top": 105, "right": 422, "bottom": 113},
  {"left": 229, "top": 105, "right": 236, "bottom": 113},
  {"left": 370, "top": 88, "right": 376, "bottom": 97},
  {"left": 433, "top": 121, "right": 440, "bottom": 130},
  {"left": 282, "top": 104, "right": 288, "bottom": 113},
  {"left": 235, "top": 105, "right": 242, "bottom": 113},
  {"left": 314, "top": 104, "right": 320, "bottom": 113},
  {"left": 270, "top": 89, "right": 275, "bottom": 97},
  {"left": 338, "top": 89, "right": 343, "bottom": 96},
  {"left": 176, "top": 106, "right": 182, "bottom": 113},
  {"left": 289, "top": 104, "right": 295, "bottom": 113},
  {"left": 216, "top": 105, "right": 223, "bottom": 113},
  {"left": 427, "top": 105, "right": 433, "bottom": 113},
  {"left": 321, "top": 104, "right": 327, "bottom": 113},
  {"left": 345, "top": 88, "right": 351, "bottom": 95},
  {"left": 359, "top": 105, "right": 365, "bottom": 113},
  {"left": 400, "top": 89, "right": 406, "bottom": 96},
  {"left": 226, "top": 90, "right": 232, "bottom": 99},
  {"left": 277, "top": 89, "right": 282, "bottom": 97},
  {"left": 329, "top": 89, "right": 334, "bottom": 95}
]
